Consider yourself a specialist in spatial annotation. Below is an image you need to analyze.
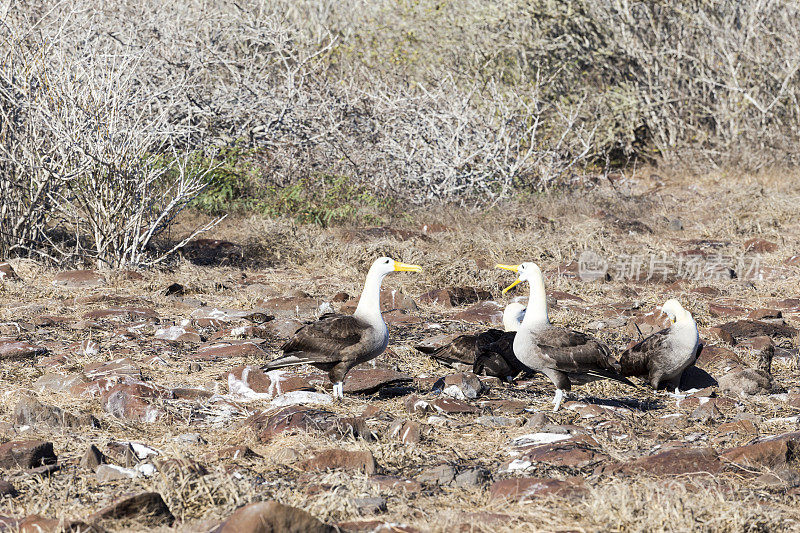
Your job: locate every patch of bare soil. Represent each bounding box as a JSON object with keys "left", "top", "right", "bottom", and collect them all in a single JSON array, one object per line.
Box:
[{"left": 1, "top": 171, "right": 799, "bottom": 531}]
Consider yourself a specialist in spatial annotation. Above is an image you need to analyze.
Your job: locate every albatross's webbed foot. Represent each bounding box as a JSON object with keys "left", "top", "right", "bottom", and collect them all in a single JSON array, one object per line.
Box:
[
  {"left": 552, "top": 388, "right": 564, "bottom": 412},
  {"left": 332, "top": 381, "right": 344, "bottom": 400}
]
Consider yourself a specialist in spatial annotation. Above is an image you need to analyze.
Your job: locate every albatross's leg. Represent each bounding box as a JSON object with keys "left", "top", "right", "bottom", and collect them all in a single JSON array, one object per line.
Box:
[
  {"left": 542, "top": 369, "right": 570, "bottom": 413},
  {"left": 552, "top": 388, "right": 565, "bottom": 412},
  {"left": 333, "top": 381, "right": 344, "bottom": 400}
]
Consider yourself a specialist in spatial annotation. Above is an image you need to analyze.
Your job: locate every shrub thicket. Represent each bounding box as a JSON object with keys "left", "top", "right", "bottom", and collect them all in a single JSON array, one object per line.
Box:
[{"left": 1, "top": 0, "right": 798, "bottom": 265}]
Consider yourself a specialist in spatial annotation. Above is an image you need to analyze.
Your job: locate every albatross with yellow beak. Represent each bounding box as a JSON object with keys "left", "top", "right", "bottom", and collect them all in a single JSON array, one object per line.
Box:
[
  {"left": 497, "top": 262, "right": 634, "bottom": 411},
  {"left": 262, "top": 257, "right": 421, "bottom": 400}
]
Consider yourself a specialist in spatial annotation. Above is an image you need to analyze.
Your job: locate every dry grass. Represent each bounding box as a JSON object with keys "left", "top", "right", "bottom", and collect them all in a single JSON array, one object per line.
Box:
[{"left": 0, "top": 169, "right": 800, "bottom": 530}]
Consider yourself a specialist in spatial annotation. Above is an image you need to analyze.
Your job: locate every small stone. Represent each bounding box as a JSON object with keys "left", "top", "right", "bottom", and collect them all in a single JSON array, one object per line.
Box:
[
  {"left": 489, "top": 477, "right": 587, "bottom": 502},
  {"left": 89, "top": 492, "right": 174, "bottom": 526},
  {"left": 0, "top": 441, "right": 56, "bottom": 470},
  {"left": 430, "top": 397, "right": 479, "bottom": 414},
  {"left": 452, "top": 301, "right": 504, "bottom": 325},
  {"left": 96, "top": 464, "right": 138, "bottom": 481},
  {"left": 403, "top": 394, "right": 432, "bottom": 414},
  {"left": 215, "top": 446, "right": 262, "bottom": 461},
  {"left": 0, "top": 262, "right": 20, "bottom": 281},
  {"left": 0, "top": 479, "right": 16, "bottom": 497},
  {"left": 690, "top": 401, "right": 723, "bottom": 422},
  {"left": 417, "top": 464, "right": 455, "bottom": 485},
  {"left": 721, "top": 431, "right": 800, "bottom": 468},
  {"left": 0, "top": 339, "right": 47, "bottom": 361},
  {"left": 80, "top": 445, "right": 106, "bottom": 471},
  {"left": 53, "top": 269, "right": 106, "bottom": 288},
  {"left": 668, "top": 219, "right": 684, "bottom": 231},
  {"left": 12, "top": 394, "right": 98, "bottom": 429},
  {"left": 298, "top": 449, "right": 377, "bottom": 474},
  {"left": 744, "top": 238, "right": 778, "bottom": 254},
  {"left": 387, "top": 420, "right": 422, "bottom": 445},
  {"left": 216, "top": 501, "right": 333, "bottom": 533},
  {"left": 454, "top": 467, "right": 489, "bottom": 488},
  {"left": 350, "top": 497, "right": 387, "bottom": 515},
  {"left": 719, "top": 368, "right": 773, "bottom": 396},
  {"left": 440, "top": 372, "right": 484, "bottom": 400}
]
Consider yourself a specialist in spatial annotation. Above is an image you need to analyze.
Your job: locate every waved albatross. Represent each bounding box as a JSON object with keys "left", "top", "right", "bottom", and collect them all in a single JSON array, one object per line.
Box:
[
  {"left": 416, "top": 302, "right": 529, "bottom": 380},
  {"left": 262, "top": 257, "right": 421, "bottom": 399},
  {"left": 620, "top": 299, "right": 700, "bottom": 392},
  {"left": 497, "top": 262, "right": 635, "bottom": 411}
]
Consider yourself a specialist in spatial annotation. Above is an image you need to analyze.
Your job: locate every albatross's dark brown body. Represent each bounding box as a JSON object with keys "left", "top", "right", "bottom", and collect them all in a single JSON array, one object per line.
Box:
[
  {"left": 417, "top": 329, "right": 528, "bottom": 381},
  {"left": 263, "top": 312, "right": 387, "bottom": 384}
]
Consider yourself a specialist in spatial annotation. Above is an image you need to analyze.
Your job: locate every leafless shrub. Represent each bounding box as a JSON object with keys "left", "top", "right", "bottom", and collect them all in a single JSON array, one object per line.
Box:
[{"left": 0, "top": 3, "right": 222, "bottom": 267}]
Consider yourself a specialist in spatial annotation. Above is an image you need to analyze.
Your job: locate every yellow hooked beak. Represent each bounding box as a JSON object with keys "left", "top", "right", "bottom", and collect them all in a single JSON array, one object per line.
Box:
[
  {"left": 496, "top": 264, "right": 522, "bottom": 294},
  {"left": 394, "top": 261, "right": 422, "bottom": 273}
]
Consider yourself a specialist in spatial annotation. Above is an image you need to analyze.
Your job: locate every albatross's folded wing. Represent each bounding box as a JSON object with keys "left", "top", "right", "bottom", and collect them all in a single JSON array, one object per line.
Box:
[
  {"left": 536, "top": 328, "right": 634, "bottom": 386},
  {"left": 266, "top": 314, "right": 367, "bottom": 368}
]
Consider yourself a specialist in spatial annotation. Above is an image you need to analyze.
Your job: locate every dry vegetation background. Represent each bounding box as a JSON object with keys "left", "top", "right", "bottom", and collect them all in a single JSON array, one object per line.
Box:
[
  {"left": 2, "top": 0, "right": 800, "bottom": 266},
  {"left": 2, "top": 1, "right": 800, "bottom": 531}
]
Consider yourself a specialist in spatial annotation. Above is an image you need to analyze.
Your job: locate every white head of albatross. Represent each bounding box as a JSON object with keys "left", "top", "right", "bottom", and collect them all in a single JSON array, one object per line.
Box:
[
  {"left": 502, "top": 302, "right": 527, "bottom": 332},
  {"left": 496, "top": 262, "right": 550, "bottom": 332},
  {"left": 660, "top": 299, "right": 693, "bottom": 325},
  {"left": 263, "top": 256, "right": 421, "bottom": 401}
]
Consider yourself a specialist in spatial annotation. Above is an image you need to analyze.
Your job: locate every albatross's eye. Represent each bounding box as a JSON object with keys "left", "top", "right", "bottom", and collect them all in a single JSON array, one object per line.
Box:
[{"left": 384, "top": 259, "right": 391, "bottom": 264}]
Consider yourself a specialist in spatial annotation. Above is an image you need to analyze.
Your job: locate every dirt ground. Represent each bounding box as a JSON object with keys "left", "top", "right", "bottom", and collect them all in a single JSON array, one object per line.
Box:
[{"left": 1, "top": 170, "right": 800, "bottom": 532}]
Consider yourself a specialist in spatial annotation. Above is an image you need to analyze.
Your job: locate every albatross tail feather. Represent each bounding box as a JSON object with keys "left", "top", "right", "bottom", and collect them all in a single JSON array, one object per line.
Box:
[{"left": 262, "top": 354, "right": 311, "bottom": 370}]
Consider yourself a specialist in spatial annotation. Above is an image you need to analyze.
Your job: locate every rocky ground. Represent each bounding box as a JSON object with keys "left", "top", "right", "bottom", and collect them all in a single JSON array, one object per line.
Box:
[{"left": 0, "top": 171, "right": 799, "bottom": 532}]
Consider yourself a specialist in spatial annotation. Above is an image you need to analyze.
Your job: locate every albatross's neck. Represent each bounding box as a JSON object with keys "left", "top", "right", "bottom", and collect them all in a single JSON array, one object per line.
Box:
[
  {"left": 353, "top": 268, "right": 386, "bottom": 325},
  {"left": 520, "top": 272, "right": 550, "bottom": 332}
]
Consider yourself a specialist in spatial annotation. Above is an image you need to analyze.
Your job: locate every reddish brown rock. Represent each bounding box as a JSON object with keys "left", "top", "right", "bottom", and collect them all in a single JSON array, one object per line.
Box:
[
  {"left": 0, "top": 440, "right": 56, "bottom": 470},
  {"left": 717, "top": 320, "right": 797, "bottom": 341},
  {"left": 747, "top": 308, "right": 783, "bottom": 320},
  {"left": 84, "top": 358, "right": 141, "bottom": 380},
  {"left": 343, "top": 368, "right": 412, "bottom": 394},
  {"left": 248, "top": 406, "right": 336, "bottom": 442},
  {"left": 0, "top": 262, "right": 20, "bottom": 281},
  {"left": 89, "top": 492, "right": 174, "bottom": 526},
  {"left": 83, "top": 307, "right": 159, "bottom": 322},
  {"left": 341, "top": 289, "right": 418, "bottom": 314},
  {"left": 626, "top": 310, "right": 670, "bottom": 338},
  {"left": 52, "top": 269, "right": 106, "bottom": 288},
  {"left": 452, "top": 301, "right": 503, "bottom": 325},
  {"left": 196, "top": 340, "right": 267, "bottom": 361},
  {"left": 0, "top": 339, "right": 47, "bottom": 361},
  {"left": 227, "top": 365, "right": 312, "bottom": 398},
  {"left": 695, "top": 344, "right": 740, "bottom": 369},
  {"left": 419, "top": 287, "right": 491, "bottom": 307},
  {"left": 708, "top": 302, "right": 748, "bottom": 318},
  {"left": 744, "top": 238, "right": 778, "bottom": 254},
  {"left": 259, "top": 296, "right": 321, "bottom": 317},
  {"left": 738, "top": 335, "right": 774, "bottom": 352},
  {"left": 490, "top": 476, "right": 587, "bottom": 502},
  {"left": 620, "top": 447, "right": 724, "bottom": 476},
  {"left": 387, "top": 420, "right": 421, "bottom": 445},
  {"left": 706, "top": 327, "right": 736, "bottom": 345},
  {"left": 155, "top": 325, "right": 203, "bottom": 343},
  {"left": 299, "top": 449, "right": 377, "bottom": 474},
  {"left": 217, "top": 501, "right": 333, "bottom": 533},
  {"left": 261, "top": 317, "right": 304, "bottom": 340},
  {"left": 506, "top": 440, "right": 607, "bottom": 469},
  {"left": 430, "top": 397, "right": 479, "bottom": 414},
  {"left": 17, "top": 515, "right": 93, "bottom": 533},
  {"left": 721, "top": 431, "right": 800, "bottom": 468},
  {"left": 101, "top": 382, "right": 168, "bottom": 423}
]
